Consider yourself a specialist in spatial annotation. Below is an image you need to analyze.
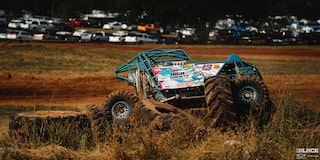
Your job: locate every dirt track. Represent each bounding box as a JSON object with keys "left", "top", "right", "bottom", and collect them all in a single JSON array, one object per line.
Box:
[{"left": 0, "top": 43, "right": 320, "bottom": 110}]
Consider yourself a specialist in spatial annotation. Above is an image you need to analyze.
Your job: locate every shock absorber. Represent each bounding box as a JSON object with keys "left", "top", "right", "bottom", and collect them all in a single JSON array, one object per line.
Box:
[{"left": 234, "top": 62, "right": 240, "bottom": 76}]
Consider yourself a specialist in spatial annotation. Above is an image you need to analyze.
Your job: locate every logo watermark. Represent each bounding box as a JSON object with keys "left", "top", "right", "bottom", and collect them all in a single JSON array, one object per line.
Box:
[{"left": 296, "top": 148, "right": 319, "bottom": 159}]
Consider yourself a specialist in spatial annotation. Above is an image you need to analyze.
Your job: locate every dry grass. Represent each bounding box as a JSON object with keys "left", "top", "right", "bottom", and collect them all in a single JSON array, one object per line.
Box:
[
  {"left": 0, "top": 43, "right": 319, "bottom": 159},
  {"left": 0, "top": 86, "right": 319, "bottom": 159}
]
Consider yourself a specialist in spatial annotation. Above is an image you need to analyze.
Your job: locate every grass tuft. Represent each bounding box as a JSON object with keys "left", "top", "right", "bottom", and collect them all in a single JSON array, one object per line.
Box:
[{"left": 0, "top": 85, "right": 318, "bottom": 160}]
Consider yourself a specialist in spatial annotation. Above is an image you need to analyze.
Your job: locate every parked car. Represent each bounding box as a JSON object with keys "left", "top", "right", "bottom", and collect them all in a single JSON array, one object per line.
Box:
[
  {"left": 126, "top": 24, "right": 137, "bottom": 31},
  {"left": 137, "top": 23, "right": 161, "bottom": 33},
  {"left": 53, "top": 22, "right": 74, "bottom": 32},
  {"left": 0, "top": 32, "right": 7, "bottom": 39},
  {"left": 20, "top": 19, "right": 32, "bottom": 29},
  {"left": 56, "top": 31, "right": 75, "bottom": 41},
  {"left": 65, "top": 35, "right": 81, "bottom": 42},
  {"left": 73, "top": 29, "right": 92, "bottom": 42},
  {"left": 103, "top": 21, "right": 127, "bottom": 30},
  {"left": 56, "top": 31, "right": 81, "bottom": 42},
  {"left": 32, "top": 15, "right": 54, "bottom": 23},
  {"left": 69, "top": 19, "right": 92, "bottom": 27},
  {"left": 21, "top": 20, "right": 55, "bottom": 31},
  {"left": 124, "top": 31, "right": 158, "bottom": 44},
  {"left": 108, "top": 31, "right": 127, "bottom": 43},
  {"left": 56, "top": 31, "right": 72, "bottom": 39},
  {"left": 69, "top": 19, "right": 81, "bottom": 27},
  {"left": 92, "top": 31, "right": 111, "bottom": 43},
  {"left": 0, "top": 19, "right": 7, "bottom": 27},
  {"left": 178, "top": 27, "right": 196, "bottom": 36},
  {"left": 33, "top": 31, "right": 57, "bottom": 40},
  {"left": 86, "top": 19, "right": 102, "bottom": 28},
  {"left": 6, "top": 30, "right": 33, "bottom": 40},
  {"left": 8, "top": 19, "right": 24, "bottom": 29}
]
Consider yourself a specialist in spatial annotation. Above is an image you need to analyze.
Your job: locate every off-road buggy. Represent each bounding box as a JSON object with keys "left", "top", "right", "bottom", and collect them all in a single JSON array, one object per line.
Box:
[
  {"left": 86, "top": 48, "right": 272, "bottom": 139},
  {"left": 8, "top": 48, "right": 272, "bottom": 145}
]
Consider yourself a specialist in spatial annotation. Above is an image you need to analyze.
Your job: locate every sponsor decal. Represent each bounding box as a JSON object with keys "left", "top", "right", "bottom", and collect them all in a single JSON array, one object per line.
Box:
[
  {"left": 171, "top": 72, "right": 188, "bottom": 78},
  {"left": 176, "top": 81, "right": 201, "bottom": 88},
  {"left": 202, "top": 64, "right": 212, "bottom": 71},
  {"left": 152, "top": 68, "right": 162, "bottom": 75},
  {"left": 214, "top": 64, "right": 220, "bottom": 69},
  {"left": 183, "top": 64, "right": 193, "bottom": 69}
]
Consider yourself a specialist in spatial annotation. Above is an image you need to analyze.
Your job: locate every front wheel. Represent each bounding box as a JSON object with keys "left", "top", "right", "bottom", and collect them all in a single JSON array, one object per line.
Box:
[
  {"left": 103, "top": 90, "right": 138, "bottom": 123},
  {"left": 204, "top": 74, "right": 236, "bottom": 128},
  {"left": 232, "top": 75, "right": 269, "bottom": 115}
]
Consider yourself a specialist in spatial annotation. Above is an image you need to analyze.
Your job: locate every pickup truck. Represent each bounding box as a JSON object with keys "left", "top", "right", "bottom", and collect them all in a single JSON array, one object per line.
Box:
[
  {"left": 92, "top": 31, "right": 111, "bottom": 43},
  {"left": 21, "top": 20, "right": 54, "bottom": 31},
  {"left": 124, "top": 31, "right": 158, "bottom": 44},
  {"left": 137, "top": 24, "right": 161, "bottom": 33}
]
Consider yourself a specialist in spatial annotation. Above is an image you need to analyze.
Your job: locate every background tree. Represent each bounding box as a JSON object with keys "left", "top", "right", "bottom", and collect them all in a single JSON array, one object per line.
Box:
[{"left": 1, "top": 0, "right": 319, "bottom": 23}]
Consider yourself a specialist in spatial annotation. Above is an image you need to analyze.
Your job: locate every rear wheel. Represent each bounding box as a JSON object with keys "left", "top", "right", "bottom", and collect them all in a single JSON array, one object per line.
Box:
[{"left": 204, "top": 74, "right": 236, "bottom": 128}]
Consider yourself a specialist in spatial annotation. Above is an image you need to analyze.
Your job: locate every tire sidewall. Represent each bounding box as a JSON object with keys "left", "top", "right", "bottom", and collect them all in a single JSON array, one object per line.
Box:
[
  {"left": 232, "top": 76, "right": 268, "bottom": 114},
  {"left": 204, "top": 74, "right": 236, "bottom": 127},
  {"left": 104, "top": 91, "right": 138, "bottom": 122}
]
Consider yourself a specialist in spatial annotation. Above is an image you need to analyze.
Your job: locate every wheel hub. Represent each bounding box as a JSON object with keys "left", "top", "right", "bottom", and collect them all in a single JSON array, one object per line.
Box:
[
  {"left": 239, "top": 86, "right": 257, "bottom": 103},
  {"left": 112, "top": 101, "right": 130, "bottom": 119},
  {"left": 245, "top": 93, "right": 251, "bottom": 98}
]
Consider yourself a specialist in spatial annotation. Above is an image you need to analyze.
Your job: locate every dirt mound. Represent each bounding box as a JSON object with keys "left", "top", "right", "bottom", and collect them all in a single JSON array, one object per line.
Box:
[{"left": 9, "top": 110, "right": 92, "bottom": 148}]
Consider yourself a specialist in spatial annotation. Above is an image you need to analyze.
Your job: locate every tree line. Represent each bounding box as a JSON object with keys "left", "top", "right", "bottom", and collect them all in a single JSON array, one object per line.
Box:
[{"left": 1, "top": 0, "right": 319, "bottom": 25}]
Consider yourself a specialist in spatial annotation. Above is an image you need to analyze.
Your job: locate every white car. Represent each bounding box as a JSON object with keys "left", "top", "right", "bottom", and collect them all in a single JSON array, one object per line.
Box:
[
  {"left": 7, "top": 30, "right": 33, "bottom": 40},
  {"left": 0, "top": 32, "right": 7, "bottom": 39},
  {"left": 108, "top": 31, "right": 127, "bottom": 43},
  {"left": 32, "top": 20, "right": 54, "bottom": 31},
  {"left": 20, "top": 19, "right": 32, "bottom": 29},
  {"left": 8, "top": 19, "right": 24, "bottom": 29},
  {"left": 73, "top": 29, "right": 88, "bottom": 36},
  {"left": 73, "top": 30, "right": 92, "bottom": 42},
  {"left": 21, "top": 20, "right": 54, "bottom": 31},
  {"left": 178, "top": 27, "right": 196, "bottom": 36},
  {"left": 103, "top": 21, "right": 127, "bottom": 30},
  {"left": 124, "top": 32, "right": 158, "bottom": 44}
]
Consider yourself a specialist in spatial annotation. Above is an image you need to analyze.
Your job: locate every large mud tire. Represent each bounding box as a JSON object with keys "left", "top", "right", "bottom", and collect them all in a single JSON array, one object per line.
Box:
[
  {"left": 132, "top": 100, "right": 205, "bottom": 139},
  {"left": 132, "top": 100, "right": 179, "bottom": 131},
  {"left": 148, "top": 112, "right": 187, "bottom": 131},
  {"left": 9, "top": 111, "right": 92, "bottom": 149},
  {"left": 103, "top": 90, "right": 138, "bottom": 123},
  {"left": 131, "top": 101, "right": 161, "bottom": 128},
  {"left": 232, "top": 75, "right": 273, "bottom": 128},
  {"left": 232, "top": 75, "right": 269, "bottom": 115},
  {"left": 204, "top": 74, "right": 236, "bottom": 128},
  {"left": 85, "top": 104, "right": 109, "bottom": 142}
]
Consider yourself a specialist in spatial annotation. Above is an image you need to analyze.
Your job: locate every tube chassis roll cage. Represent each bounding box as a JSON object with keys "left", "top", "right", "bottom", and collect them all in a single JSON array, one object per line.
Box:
[{"left": 115, "top": 48, "right": 261, "bottom": 102}]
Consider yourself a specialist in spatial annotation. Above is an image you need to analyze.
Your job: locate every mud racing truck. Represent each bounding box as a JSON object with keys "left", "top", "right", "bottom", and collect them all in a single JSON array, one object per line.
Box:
[
  {"left": 87, "top": 48, "right": 272, "bottom": 139},
  {"left": 8, "top": 48, "right": 273, "bottom": 145}
]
